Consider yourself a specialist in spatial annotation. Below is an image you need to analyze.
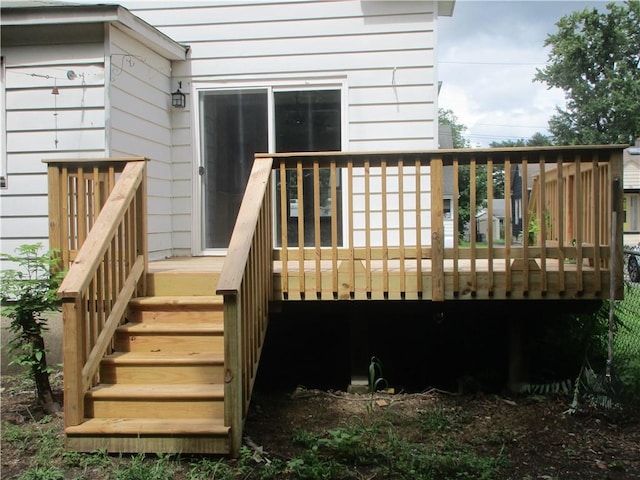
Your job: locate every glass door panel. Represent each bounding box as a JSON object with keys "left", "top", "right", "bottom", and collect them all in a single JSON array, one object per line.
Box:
[
  {"left": 274, "top": 90, "right": 342, "bottom": 247},
  {"left": 200, "top": 90, "right": 268, "bottom": 249}
]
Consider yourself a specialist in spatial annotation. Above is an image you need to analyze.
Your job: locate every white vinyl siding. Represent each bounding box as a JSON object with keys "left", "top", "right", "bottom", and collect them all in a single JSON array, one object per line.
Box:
[
  {"left": 107, "top": 25, "right": 175, "bottom": 260},
  {"left": 127, "top": 0, "right": 440, "bottom": 251},
  {"left": 0, "top": 42, "right": 106, "bottom": 260}
]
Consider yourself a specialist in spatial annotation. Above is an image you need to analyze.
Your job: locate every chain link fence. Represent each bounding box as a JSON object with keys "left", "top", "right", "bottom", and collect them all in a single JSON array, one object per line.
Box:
[{"left": 615, "top": 248, "right": 640, "bottom": 396}]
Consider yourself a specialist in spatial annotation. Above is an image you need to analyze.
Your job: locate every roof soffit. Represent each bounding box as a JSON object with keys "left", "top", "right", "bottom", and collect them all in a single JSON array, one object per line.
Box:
[{"left": 1, "top": 5, "right": 187, "bottom": 61}]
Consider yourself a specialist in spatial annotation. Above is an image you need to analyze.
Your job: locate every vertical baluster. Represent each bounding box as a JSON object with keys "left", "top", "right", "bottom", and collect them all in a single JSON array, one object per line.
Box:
[
  {"left": 348, "top": 160, "right": 355, "bottom": 298},
  {"left": 330, "top": 160, "right": 338, "bottom": 298},
  {"left": 521, "top": 157, "right": 529, "bottom": 294},
  {"left": 504, "top": 157, "right": 512, "bottom": 295},
  {"left": 296, "top": 161, "right": 305, "bottom": 298},
  {"left": 381, "top": 159, "right": 388, "bottom": 297},
  {"left": 279, "top": 162, "right": 288, "bottom": 298},
  {"left": 539, "top": 155, "right": 547, "bottom": 295},
  {"left": 592, "top": 154, "right": 601, "bottom": 292},
  {"left": 364, "top": 159, "right": 371, "bottom": 298},
  {"left": 453, "top": 157, "right": 460, "bottom": 295},
  {"left": 398, "top": 159, "right": 405, "bottom": 296},
  {"left": 415, "top": 158, "right": 423, "bottom": 298},
  {"left": 470, "top": 158, "right": 477, "bottom": 294},
  {"left": 313, "top": 160, "right": 321, "bottom": 298},
  {"left": 556, "top": 155, "right": 565, "bottom": 293},
  {"left": 575, "top": 155, "right": 583, "bottom": 293},
  {"left": 487, "top": 157, "right": 494, "bottom": 296}
]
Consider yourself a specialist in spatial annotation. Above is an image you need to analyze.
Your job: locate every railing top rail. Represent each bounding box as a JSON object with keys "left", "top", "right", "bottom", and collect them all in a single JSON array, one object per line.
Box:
[
  {"left": 43, "top": 156, "right": 148, "bottom": 166},
  {"left": 57, "top": 160, "right": 147, "bottom": 299},
  {"left": 257, "top": 144, "right": 627, "bottom": 166}
]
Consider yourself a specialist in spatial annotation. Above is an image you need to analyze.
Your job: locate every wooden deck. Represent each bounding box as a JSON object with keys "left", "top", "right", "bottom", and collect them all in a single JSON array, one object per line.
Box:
[
  {"left": 46, "top": 146, "right": 626, "bottom": 458},
  {"left": 149, "top": 253, "right": 611, "bottom": 301}
]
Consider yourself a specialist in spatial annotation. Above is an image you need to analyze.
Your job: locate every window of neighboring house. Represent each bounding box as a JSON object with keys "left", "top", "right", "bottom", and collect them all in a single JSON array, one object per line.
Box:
[
  {"left": 1, "top": 56, "right": 6, "bottom": 189},
  {"left": 624, "top": 192, "right": 640, "bottom": 234},
  {"left": 443, "top": 198, "right": 452, "bottom": 219}
]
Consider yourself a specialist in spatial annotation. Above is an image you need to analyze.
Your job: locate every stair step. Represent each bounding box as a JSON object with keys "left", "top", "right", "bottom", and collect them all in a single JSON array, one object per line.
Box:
[
  {"left": 87, "top": 383, "right": 224, "bottom": 400},
  {"left": 130, "top": 296, "right": 223, "bottom": 309},
  {"left": 117, "top": 322, "right": 223, "bottom": 334},
  {"left": 115, "top": 322, "right": 224, "bottom": 354},
  {"left": 85, "top": 383, "right": 225, "bottom": 418},
  {"left": 100, "top": 352, "right": 224, "bottom": 384},
  {"left": 66, "top": 418, "right": 229, "bottom": 436},
  {"left": 127, "top": 295, "right": 224, "bottom": 323},
  {"left": 102, "top": 352, "right": 223, "bottom": 365},
  {"left": 147, "top": 272, "right": 221, "bottom": 296}
]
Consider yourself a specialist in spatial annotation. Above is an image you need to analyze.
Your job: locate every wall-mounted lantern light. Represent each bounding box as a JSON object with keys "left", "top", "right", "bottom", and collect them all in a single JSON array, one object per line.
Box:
[{"left": 171, "top": 81, "right": 186, "bottom": 108}]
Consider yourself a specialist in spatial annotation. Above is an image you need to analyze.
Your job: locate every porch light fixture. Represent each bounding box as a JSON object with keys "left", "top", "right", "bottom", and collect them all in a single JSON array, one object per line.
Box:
[{"left": 171, "top": 81, "right": 186, "bottom": 108}]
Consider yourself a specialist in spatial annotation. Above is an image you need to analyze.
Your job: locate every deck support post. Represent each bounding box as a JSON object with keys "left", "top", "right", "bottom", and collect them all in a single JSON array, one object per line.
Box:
[{"left": 507, "top": 317, "right": 526, "bottom": 394}]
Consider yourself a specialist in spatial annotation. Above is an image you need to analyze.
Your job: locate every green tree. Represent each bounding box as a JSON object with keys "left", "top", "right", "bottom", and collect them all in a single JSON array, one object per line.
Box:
[
  {"left": 1, "top": 244, "right": 65, "bottom": 414},
  {"left": 534, "top": 1, "right": 640, "bottom": 145},
  {"left": 489, "top": 132, "right": 554, "bottom": 148},
  {"left": 438, "top": 108, "right": 471, "bottom": 148}
]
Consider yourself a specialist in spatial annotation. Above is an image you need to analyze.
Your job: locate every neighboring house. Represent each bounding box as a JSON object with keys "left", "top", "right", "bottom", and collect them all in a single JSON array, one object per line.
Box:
[
  {"left": 623, "top": 139, "right": 640, "bottom": 246},
  {"left": 476, "top": 199, "right": 505, "bottom": 242},
  {"left": 0, "top": 0, "right": 455, "bottom": 261}
]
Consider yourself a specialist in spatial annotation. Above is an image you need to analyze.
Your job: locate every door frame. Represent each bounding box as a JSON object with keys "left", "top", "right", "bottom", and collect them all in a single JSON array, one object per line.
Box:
[{"left": 191, "top": 77, "right": 349, "bottom": 256}]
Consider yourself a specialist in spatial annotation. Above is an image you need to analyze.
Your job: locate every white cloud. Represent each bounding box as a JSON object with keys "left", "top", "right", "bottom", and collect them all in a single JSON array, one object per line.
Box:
[{"left": 438, "top": 0, "right": 614, "bottom": 146}]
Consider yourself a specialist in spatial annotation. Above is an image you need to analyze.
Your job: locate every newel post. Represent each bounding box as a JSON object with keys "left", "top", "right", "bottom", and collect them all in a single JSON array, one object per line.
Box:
[
  {"left": 431, "top": 157, "right": 445, "bottom": 301},
  {"left": 61, "top": 298, "right": 85, "bottom": 427},
  {"left": 223, "top": 293, "right": 242, "bottom": 458}
]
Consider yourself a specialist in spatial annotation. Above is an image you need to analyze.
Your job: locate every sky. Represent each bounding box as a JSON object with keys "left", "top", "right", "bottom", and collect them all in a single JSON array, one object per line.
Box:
[{"left": 437, "top": 0, "right": 615, "bottom": 147}]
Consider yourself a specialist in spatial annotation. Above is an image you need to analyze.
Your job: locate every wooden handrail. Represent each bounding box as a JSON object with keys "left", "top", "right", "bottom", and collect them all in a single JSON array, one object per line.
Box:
[
  {"left": 217, "top": 157, "right": 274, "bottom": 294},
  {"left": 51, "top": 158, "right": 148, "bottom": 428}
]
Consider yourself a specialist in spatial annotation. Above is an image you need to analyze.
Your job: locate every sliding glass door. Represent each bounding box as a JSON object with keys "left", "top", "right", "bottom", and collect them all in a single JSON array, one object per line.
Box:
[{"left": 198, "top": 87, "right": 342, "bottom": 252}]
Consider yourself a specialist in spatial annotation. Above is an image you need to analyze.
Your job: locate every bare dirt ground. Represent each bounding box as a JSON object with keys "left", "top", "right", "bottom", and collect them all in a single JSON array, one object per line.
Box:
[{"left": 1, "top": 372, "right": 639, "bottom": 479}]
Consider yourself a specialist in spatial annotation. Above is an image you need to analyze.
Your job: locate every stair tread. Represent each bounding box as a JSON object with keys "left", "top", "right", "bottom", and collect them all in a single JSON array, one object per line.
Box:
[
  {"left": 66, "top": 418, "right": 229, "bottom": 435},
  {"left": 88, "top": 383, "right": 224, "bottom": 399},
  {"left": 130, "top": 296, "right": 223, "bottom": 307},
  {"left": 118, "top": 322, "right": 223, "bottom": 333},
  {"left": 102, "top": 352, "right": 223, "bottom": 365}
]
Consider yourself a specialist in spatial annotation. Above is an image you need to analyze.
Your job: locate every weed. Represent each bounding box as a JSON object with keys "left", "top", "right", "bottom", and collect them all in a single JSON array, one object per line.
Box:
[
  {"left": 63, "top": 448, "right": 112, "bottom": 473},
  {"left": 110, "top": 453, "right": 176, "bottom": 480},
  {"left": 17, "top": 466, "right": 65, "bottom": 480},
  {"left": 186, "top": 456, "right": 234, "bottom": 480}
]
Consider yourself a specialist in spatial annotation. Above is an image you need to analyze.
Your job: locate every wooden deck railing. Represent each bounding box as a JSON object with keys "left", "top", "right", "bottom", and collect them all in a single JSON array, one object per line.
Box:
[
  {"left": 256, "top": 145, "right": 624, "bottom": 301},
  {"left": 45, "top": 158, "right": 144, "bottom": 270},
  {"left": 49, "top": 158, "right": 148, "bottom": 428},
  {"left": 216, "top": 157, "right": 274, "bottom": 458}
]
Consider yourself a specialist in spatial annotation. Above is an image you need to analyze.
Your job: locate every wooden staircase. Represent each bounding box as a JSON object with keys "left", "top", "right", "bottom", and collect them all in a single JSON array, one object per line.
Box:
[{"left": 65, "top": 270, "right": 231, "bottom": 454}]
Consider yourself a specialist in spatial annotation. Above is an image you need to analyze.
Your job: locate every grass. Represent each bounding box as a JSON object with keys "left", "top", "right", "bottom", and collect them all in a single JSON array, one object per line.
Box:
[{"left": 1, "top": 400, "right": 507, "bottom": 480}]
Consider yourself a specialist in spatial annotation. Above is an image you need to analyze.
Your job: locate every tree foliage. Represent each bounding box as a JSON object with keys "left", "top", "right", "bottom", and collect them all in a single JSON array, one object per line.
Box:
[
  {"left": 489, "top": 132, "right": 554, "bottom": 148},
  {"left": 438, "top": 108, "right": 471, "bottom": 148},
  {"left": 1, "top": 244, "right": 65, "bottom": 413},
  {"left": 534, "top": 1, "right": 640, "bottom": 145}
]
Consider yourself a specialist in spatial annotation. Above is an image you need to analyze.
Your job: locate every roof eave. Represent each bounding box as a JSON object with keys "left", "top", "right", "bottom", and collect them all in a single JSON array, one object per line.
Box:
[
  {"left": 0, "top": 4, "right": 187, "bottom": 61},
  {"left": 438, "top": 0, "right": 455, "bottom": 17}
]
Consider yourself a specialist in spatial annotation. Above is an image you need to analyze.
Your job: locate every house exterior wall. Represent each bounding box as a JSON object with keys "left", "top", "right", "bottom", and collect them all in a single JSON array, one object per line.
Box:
[
  {"left": 0, "top": 36, "right": 107, "bottom": 261},
  {"left": 126, "top": 0, "right": 444, "bottom": 253},
  {"left": 107, "top": 25, "right": 175, "bottom": 259},
  {"left": 623, "top": 147, "right": 640, "bottom": 246}
]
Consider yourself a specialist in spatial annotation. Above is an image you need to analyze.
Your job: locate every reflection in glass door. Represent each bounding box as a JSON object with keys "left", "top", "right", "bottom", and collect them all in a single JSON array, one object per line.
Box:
[
  {"left": 199, "top": 90, "right": 268, "bottom": 249},
  {"left": 274, "top": 90, "right": 342, "bottom": 247}
]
